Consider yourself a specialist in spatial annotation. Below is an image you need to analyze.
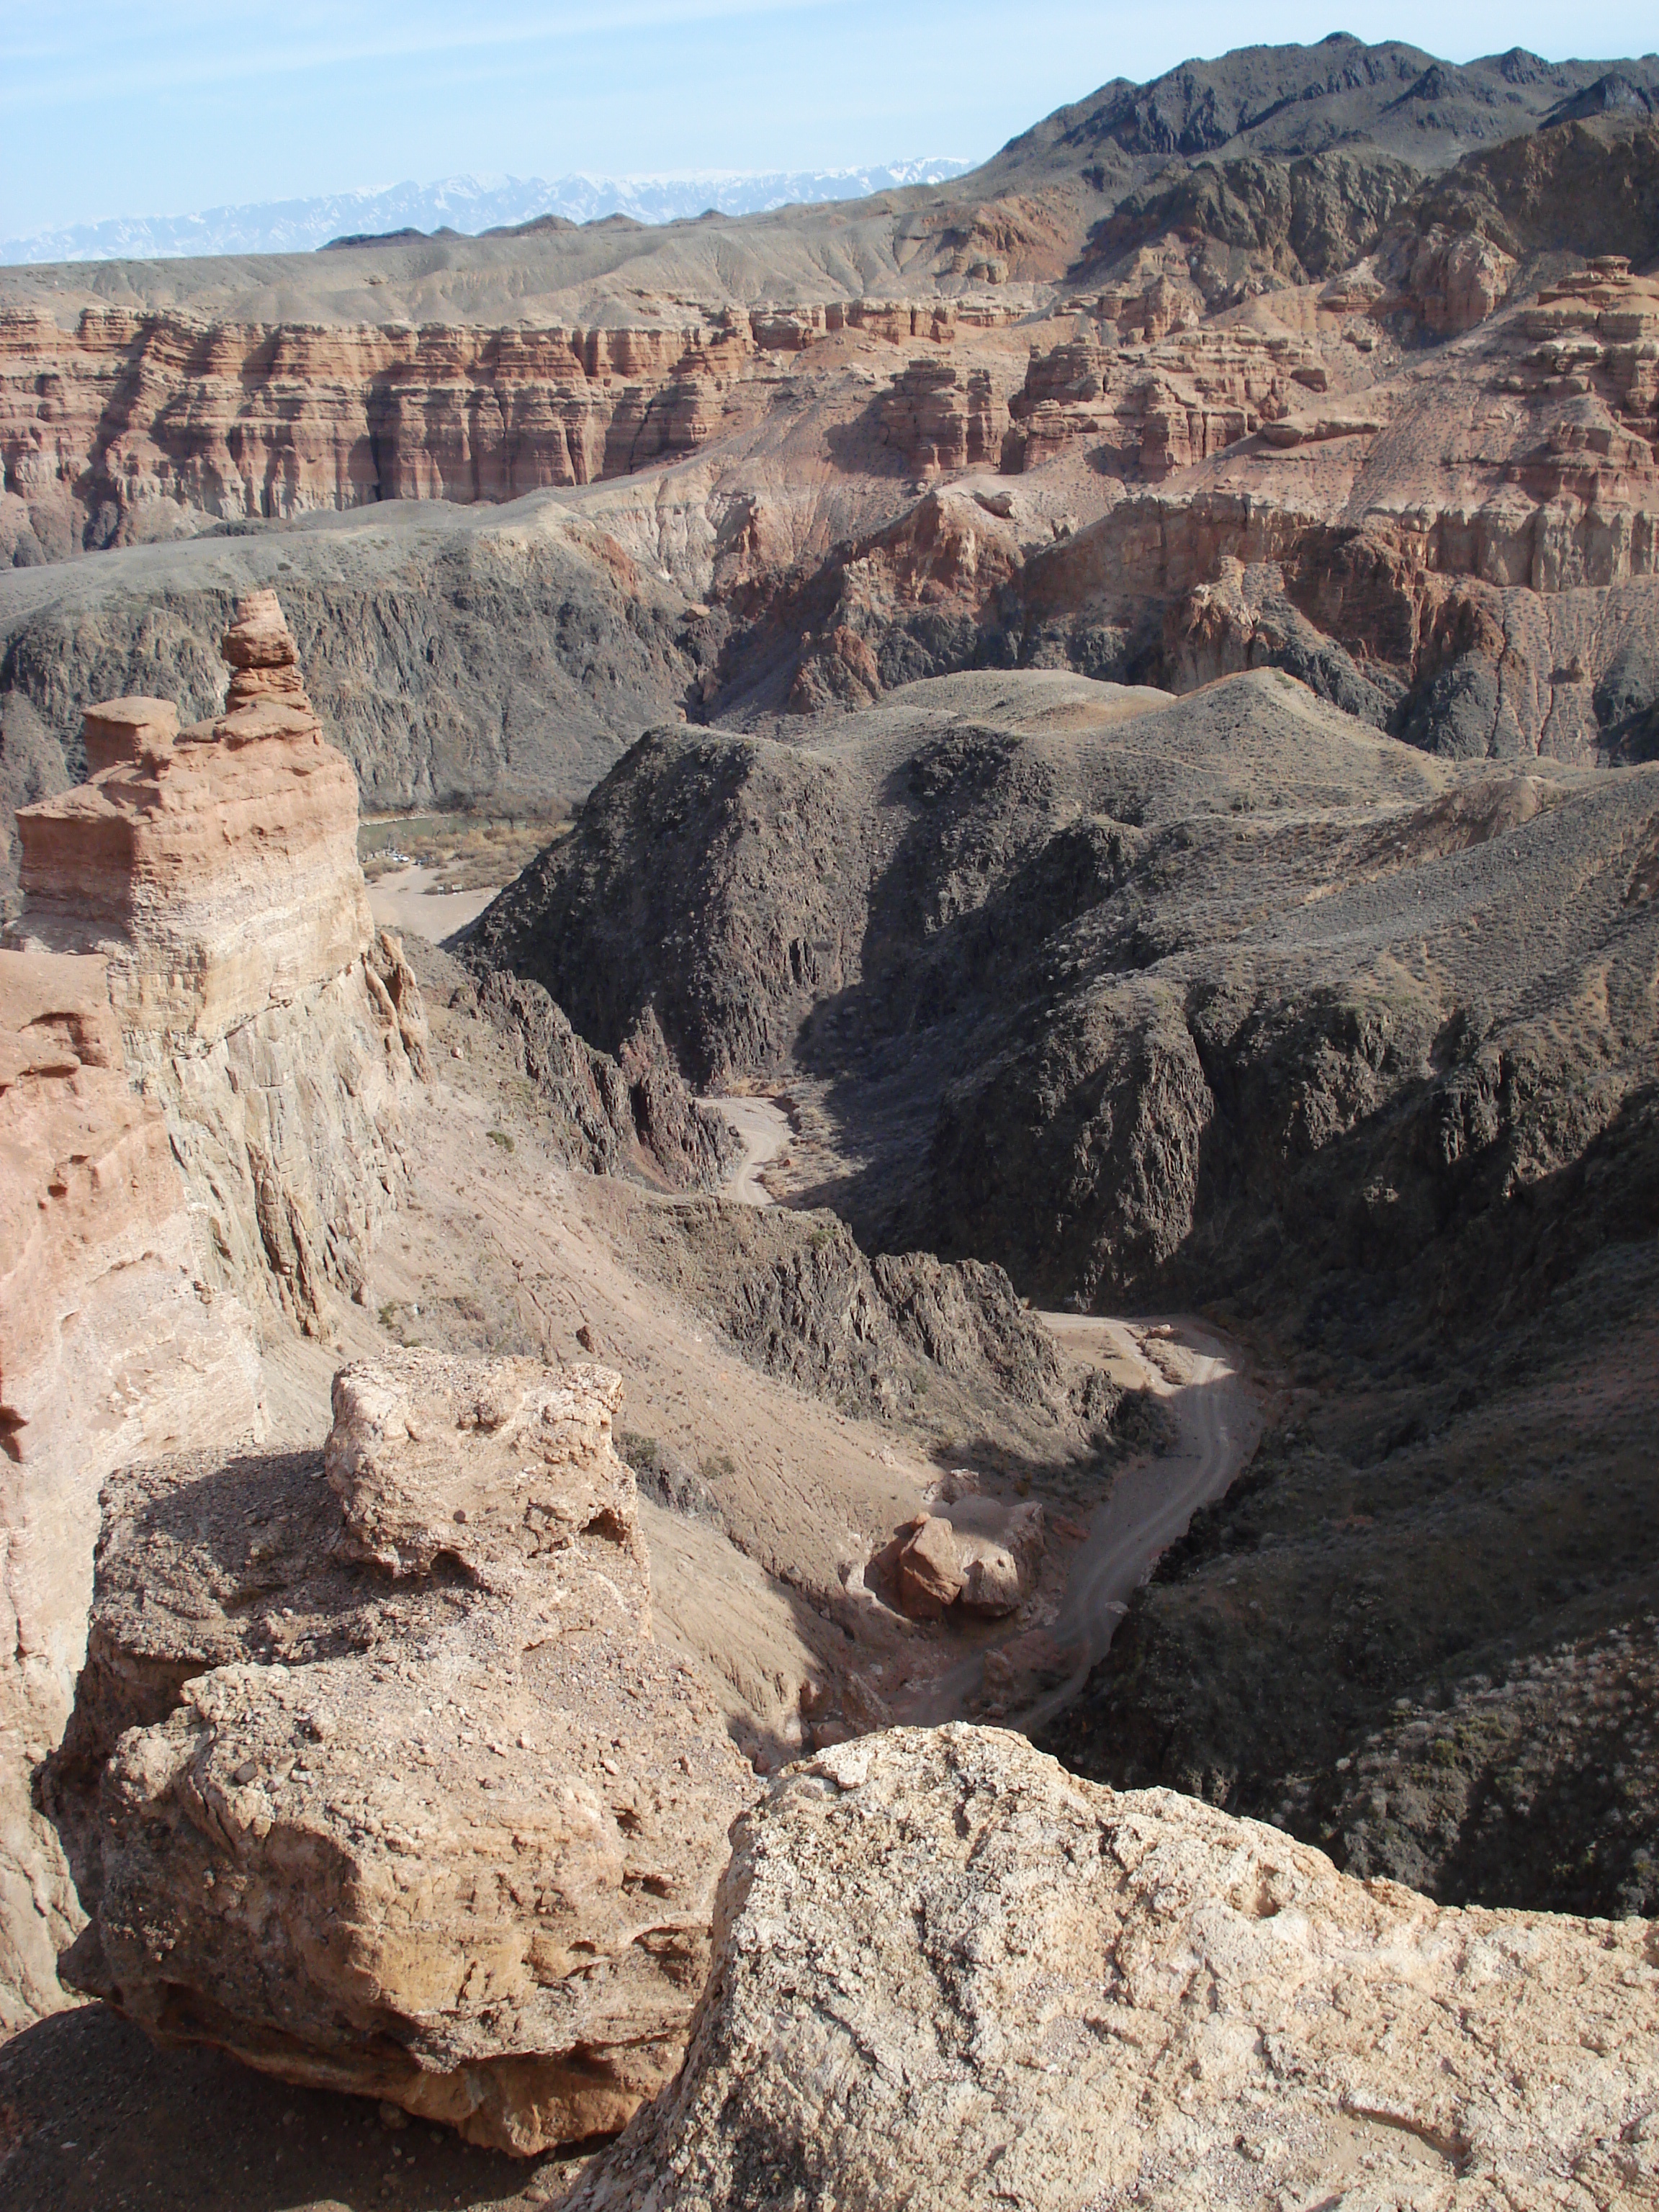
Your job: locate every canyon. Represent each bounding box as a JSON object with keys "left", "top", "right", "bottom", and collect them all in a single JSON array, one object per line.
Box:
[
  {"left": 1, "top": 32, "right": 1659, "bottom": 2212},
  {"left": 0, "top": 586, "right": 1186, "bottom": 2178},
  {"left": 4, "top": 45, "right": 1659, "bottom": 880}
]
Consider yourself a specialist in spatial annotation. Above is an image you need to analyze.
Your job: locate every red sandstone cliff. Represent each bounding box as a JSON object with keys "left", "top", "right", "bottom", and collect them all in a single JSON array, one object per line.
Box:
[
  {"left": 0, "top": 302, "right": 1019, "bottom": 560},
  {"left": 0, "top": 592, "right": 430, "bottom": 2025},
  {"left": 0, "top": 952, "right": 261, "bottom": 2023},
  {"left": 12, "top": 591, "right": 428, "bottom": 1328}
]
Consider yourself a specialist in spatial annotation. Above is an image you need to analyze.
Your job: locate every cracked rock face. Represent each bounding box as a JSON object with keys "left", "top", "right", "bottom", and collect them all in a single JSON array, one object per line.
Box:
[
  {"left": 569, "top": 1725, "right": 1659, "bottom": 2211},
  {"left": 0, "top": 948, "right": 262, "bottom": 2026},
  {"left": 9, "top": 590, "right": 428, "bottom": 1334},
  {"left": 48, "top": 1353, "right": 756, "bottom": 2154}
]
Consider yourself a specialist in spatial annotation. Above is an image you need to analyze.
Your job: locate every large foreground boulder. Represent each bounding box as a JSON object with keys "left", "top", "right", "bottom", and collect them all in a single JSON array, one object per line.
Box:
[
  {"left": 48, "top": 1353, "right": 756, "bottom": 2153},
  {"left": 570, "top": 1725, "right": 1659, "bottom": 2211}
]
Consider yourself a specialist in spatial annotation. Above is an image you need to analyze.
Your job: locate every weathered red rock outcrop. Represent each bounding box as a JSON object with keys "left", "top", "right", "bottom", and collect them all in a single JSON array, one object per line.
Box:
[
  {"left": 1002, "top": 325, "right": 1316, "bottom": 479},
  {"left": 0, "top": 950, "right": 261, "bottom": 2026},
  {"left": 10, "top": 590, "right": 427, "bottom": 1329},
  {"left": 0, "top": 302, "right": 1017, "bottom": 558},
  {"left": 48, "top": 1353, "right": 755, "bottom": 2152},
  {"left": 878, "top": 358, "right": 1003, "bottom": 473},
  {"left": 14, "top": 629, "right": 369, "bottom": 1043},
  {"left": 0, "top": 589, "right": 436, "bottom": 2029}
]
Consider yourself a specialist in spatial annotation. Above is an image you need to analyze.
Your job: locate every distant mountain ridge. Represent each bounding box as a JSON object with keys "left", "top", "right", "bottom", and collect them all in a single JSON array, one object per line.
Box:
[{"left": 1, "top": 160, "right": 975, "bottom": 267}]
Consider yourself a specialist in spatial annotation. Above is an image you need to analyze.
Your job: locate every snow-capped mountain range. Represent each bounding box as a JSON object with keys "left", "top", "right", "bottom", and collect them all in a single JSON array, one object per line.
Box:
[{"left": 2, "top": 161, "right": 976, "bottom": 266}]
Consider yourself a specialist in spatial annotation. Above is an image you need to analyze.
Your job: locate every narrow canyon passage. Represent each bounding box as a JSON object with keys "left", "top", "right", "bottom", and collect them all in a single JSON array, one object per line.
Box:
[{"left": 706, "top": 1092, "right": 1263, "bottom": 1730}]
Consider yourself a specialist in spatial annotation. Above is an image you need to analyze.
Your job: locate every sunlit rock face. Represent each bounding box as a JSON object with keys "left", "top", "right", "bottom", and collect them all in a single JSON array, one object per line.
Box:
[
  {"left": 0, "top": 947, "right": 261, "bottom": 2027},
  {"left": 48, "top": 1354, "right": 756, "bottom": 2154},
  {"left": 12, "top": 589, "right": 428, "bottom": 1334}
]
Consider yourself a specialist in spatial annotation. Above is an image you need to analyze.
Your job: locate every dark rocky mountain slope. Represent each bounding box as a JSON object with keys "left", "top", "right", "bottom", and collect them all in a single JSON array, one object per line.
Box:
[{"left": 462, "top": 663, "right": 1659, "bottom": 1915}]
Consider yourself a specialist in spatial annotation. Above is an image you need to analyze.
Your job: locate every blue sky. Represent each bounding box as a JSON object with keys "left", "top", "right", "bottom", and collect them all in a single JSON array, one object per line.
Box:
[{"left": 4, "top": 1, "right": 1654, "bottom": 238}]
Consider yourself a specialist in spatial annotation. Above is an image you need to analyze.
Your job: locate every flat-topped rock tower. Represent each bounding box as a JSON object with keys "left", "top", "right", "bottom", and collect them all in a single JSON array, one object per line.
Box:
[{"left": 0, "top": 588, "right": 427, "bottom": 2026}]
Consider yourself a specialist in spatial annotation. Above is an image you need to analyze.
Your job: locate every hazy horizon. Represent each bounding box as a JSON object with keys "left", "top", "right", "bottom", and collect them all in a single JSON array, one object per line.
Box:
[
  {"left": 4, "top": 2, "right": 1654, "bottom": 243},
  {"left": 0, "top": 160, "right": 977, "bottom": 266}
]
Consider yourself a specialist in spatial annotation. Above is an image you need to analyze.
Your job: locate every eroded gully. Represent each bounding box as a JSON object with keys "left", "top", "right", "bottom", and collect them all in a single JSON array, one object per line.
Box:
[{"left": 706, "top": 1094, "right": 1262, "bottom": 1731}]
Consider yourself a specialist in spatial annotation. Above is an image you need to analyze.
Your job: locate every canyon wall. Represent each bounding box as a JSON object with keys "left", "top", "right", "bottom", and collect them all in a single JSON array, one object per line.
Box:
[
  {"left": 0, "top": 951, "right": 262, "bottom": 2025},
  {"left": 1, "top": 588, "right": 428, "bottom": 2026},
  {"left": 708, "top": 261, "right": 1659, "bottom": 760},
  {"left": 4, "top": 222, "right": 1655, "bottom": 838},
  {"left": 10, "top": 589, "right": 428, "bottom": 1334},
  {"left": 0, "top": 300, "right": 1016, "bottom": 562},
  {"left": 467, "top": 663, "right": 1659, "bottom": 1923}
]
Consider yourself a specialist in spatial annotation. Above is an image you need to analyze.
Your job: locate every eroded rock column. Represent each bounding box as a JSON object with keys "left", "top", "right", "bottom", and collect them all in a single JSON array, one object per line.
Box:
[{"left": 12, "top": 590, "right": 429, "bottom": 1334}]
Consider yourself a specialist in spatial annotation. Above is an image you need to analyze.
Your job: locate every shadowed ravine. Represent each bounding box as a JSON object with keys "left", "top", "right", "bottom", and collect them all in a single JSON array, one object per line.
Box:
[{"left": 707, "top": 1092, "right": 1262, "bottom": 1729}]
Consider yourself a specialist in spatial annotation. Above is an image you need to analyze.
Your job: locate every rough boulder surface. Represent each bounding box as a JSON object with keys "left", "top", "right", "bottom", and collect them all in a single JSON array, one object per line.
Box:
[
  {"left": 48, "top": 1352, "right": 755, "bottom": 2153},
  {"left": 571, "top": 1726, "right": 1659, "bottom": 2212}
]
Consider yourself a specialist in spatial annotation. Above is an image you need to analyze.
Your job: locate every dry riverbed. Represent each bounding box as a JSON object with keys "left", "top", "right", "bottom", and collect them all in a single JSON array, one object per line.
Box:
[{"left": 706, "top": 1094, "right": 1263, "bottom": 1730}]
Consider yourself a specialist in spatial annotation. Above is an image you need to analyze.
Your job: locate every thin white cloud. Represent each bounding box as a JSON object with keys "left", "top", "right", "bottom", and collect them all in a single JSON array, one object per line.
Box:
[{"left": 0, "top": 0, "right": 840, "bottom": 107}]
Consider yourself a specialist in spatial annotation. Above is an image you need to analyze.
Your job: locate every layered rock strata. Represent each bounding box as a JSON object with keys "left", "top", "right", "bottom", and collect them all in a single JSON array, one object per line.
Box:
[
  {"left": 0, "top": 302, "right": 1017, "bottom": 557},
  {"left": 14, "top": 595, "right": 372, "bottom": 1043},
  {"left": 1002, "top": 325, "right": 1318, "bottom": 479},
  {"left": 570, "top": 1725, "right": 1659, "bottom": 2211},
  {"left": 696, "top": 254, "right": 1659, "bottom": 750},
  {"left": 1003, "top": 263, "right": 1659, "bottom": 752},
  {"left": 9, "top": 591, "right": 428, "bottom": 1331},
  {"left": 48, "top": 1352, "right": 755, "bottom": 2152},
  {"left": 879, "top": 359, "right": 1003, "bottom": 473},
  {"left": 0, "top": 949, "right": 261, "bottom": 2026}
]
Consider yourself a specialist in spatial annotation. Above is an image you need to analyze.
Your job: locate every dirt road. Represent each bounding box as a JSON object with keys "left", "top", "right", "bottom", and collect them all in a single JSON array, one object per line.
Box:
[
  {"left": 1012, "top": 1314, "right": 1259, "bottom": 1730},
  {"left": 708, "top": 1096, "right": 1261, "bottom": 1730},
  {"left": 706, "top": 1094, "right": 789, "bottom": 1205}
]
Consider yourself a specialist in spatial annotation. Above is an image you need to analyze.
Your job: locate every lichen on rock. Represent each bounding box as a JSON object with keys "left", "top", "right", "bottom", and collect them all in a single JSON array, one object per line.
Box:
[{"left": 570, "top": 1724, "right": 1659, "bottom": 2211}]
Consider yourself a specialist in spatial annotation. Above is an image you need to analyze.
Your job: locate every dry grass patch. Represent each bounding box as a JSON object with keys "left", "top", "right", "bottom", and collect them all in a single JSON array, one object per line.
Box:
[{"left": 359, "top": 809, "right": 570, "bottom": 891}]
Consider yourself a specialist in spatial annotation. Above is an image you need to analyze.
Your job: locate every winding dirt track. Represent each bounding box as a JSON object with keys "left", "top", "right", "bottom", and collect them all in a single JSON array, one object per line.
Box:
[
  {"left": 708, "top": 1094, "right": 792, "bottom": 1205},
  {"left": 707, "top": 1096, "right": 1261, "bottom": 1727},
  {"left": 1012, "top": 1315, "right": 1259, "bottom": 1730}
]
